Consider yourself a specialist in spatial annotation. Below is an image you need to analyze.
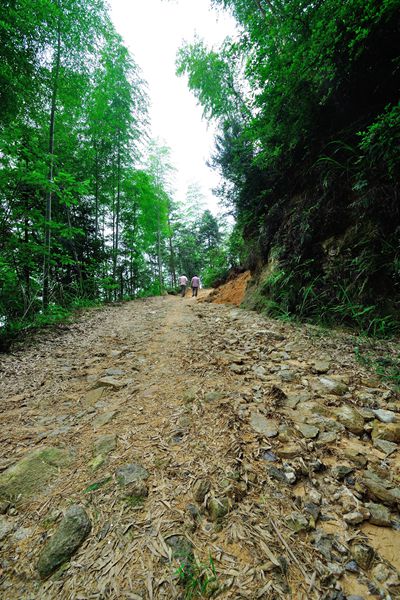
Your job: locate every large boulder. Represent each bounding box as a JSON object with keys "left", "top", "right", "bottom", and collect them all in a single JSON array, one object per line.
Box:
[
  {"left": 0, "top": 447, "right": 73, "bottom": 501},
  {"left": 37, "top": 505, "right": 91, "bottom": 579}
]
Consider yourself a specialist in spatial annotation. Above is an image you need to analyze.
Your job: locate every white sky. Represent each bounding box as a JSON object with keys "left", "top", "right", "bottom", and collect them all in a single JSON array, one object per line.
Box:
[{"left": 109, "top": 0, "right": 237, "bottom": 214}]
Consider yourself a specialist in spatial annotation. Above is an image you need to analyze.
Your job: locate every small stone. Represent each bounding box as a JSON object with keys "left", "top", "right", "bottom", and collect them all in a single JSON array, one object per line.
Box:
[
  {"left": 13, "top": 526, "right": 33, "bottom": 542},
  {"left": 37, "top": 505, "right": 91, "bottom": 579},
  {"left": 186, "top": 504, "right": 200, "bottom": 520},
  {"left": 268, "top": 466, "right": 289, "bottom": 483},
  {"left": 319, "top": 377, "right": 349, "bottom": 395},
  {"left": 193, "top": 479, "right": 211, "bottom": 504},
  {"left": 94, "top": 434, "right": 117, "bottom": 456},
  {"left": 280, "top": 370, "right": 296, "bottom": 382},
  {"left": 335, "top": 405, "right": 365, "bottom": 434},
  {"left": 116, "top": 463, "right": 149, "bottom": 487},
  {"left": 250, "top": 413, "right": 279, "bottom": 438},
  {"left": 204, "top": 391, "right": 224, "bottom": 402},
  {"left": 350, "top": 543, "right": 374, "bottom": 569},
  {"left": 92, "top": 410, "right": 118, "bottom": 428},
  {"left": 296, "top": 423, "right": 319, "bottom": 439},
  {"left": 372, "top": 421, "right": 400, "bottom": 443},
  {"left": 332, "top": 465, "right": 354, "bottom": 480},
  {"left": 373, "top": 438, "right": 397, "bottom": 456},
  {"left": 284, "top": 392, "right": 311, "bottom": 409},
  {"left": 361, "top": 471, "right": 400, "bottom": 507},
  {"left": 82, "top": 388, "right": 104, "bottom": 406},
  {"left": 373, "top": 409, "right": 396, "bottom": 423},
  {"left": 165, "top": 535, "right": 193, "bottom": 566},
  {"left": 343, "top": 511, "right": 365, "bottom": 525},
  {"left": 286, "top": 512, "right": 308, "bottom": 532},
  {"left": 307, "top": 489, "right": 322, "bottom": 505},
  {"left": 366, "top": 502, "right": 392, "bottom": 526},
  {"left": 97, "top": 377, "right": 127, "bottom": 388},
  {"left": 229, "top": 364, "right": 247, "bottom": 374},
  {"left": 0, "top": 516, "right": 14, "bottom": 541},
  {"left": 345, "top": 560, "right": 359, "bottom": 573},
  {"left": 275, "top": 444, "right": 301, "bottom": 459},
  {"left": 208, "top": 497, "right": 229, "bottom": 521},
  {"left": 371, "top": 562, "right": 391, "bottom": 583},
  {"left": 261, "top": 450, "right": 278, "bottom": 462},
  {"left": 315, "top": 432, "right": 337, "bottom": 446},
  {"left": 313, "top": 361, "right": 330, "bottom": 374},
  {"left": 0, "top": 501, "right": 10, "bottom": 514},
  {"left": 304, "top": 502, "right": 320, "bottom": 520},
  {"left": 252, "top": 365, "right": 266, "bottom": 377},
  {"left": 104, "top": 368, "right": 125, "bottom": 376}
]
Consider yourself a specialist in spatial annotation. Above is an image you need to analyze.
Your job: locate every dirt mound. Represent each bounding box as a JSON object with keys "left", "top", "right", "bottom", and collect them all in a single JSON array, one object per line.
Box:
[{"left": 206, "top": 270, "right": 251, "bottom": 306}]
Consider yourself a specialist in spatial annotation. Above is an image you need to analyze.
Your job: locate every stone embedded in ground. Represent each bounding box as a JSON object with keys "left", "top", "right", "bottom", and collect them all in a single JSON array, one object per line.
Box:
[
  {"left": 94, "top": 434, "right": 117, "bottom": 456},
  {"left": 296, "top": 423, "right": 319, "bottom": 439},
  {"left": 343, "top": 511, "right": 366, "bottom": 525},
  {"left": 82, "top": 387, "right": 105, "bottom": 407},
  {"left": 315, "top": 432, "right": 337, "bottom": 447},
  {"left": 0, "top": 447, "right": 73, "bottom": 501},
  {"left": 373, "top": 409, "right": 396, "bottom": 423},
  {"left": 284, "top": 392, "right": 311, "bottom": 409},
  {"left": 275, "top": 444, "right": 301, "bottom": 459},
  {"left": 104, "top": 368, "right": 125, "bottom": 377},
  {"left": 229, "top": 364, "right": 247, "bottom": 374},
  {"left": 350, "top": 543, "right": 374, "bottom": 569},
  {"left": 208, "top": 497, "right": 230, "bottom": 521},
  {"left": 165, "top": 534, "right": 194, "bottom": 568},
  {"left": 366, "top": 502, "right": 392, "bottom": 526},
  {"left": 92, "top": 410, "right": 118, "bottom": 428},
  {"left": 373, "top": 438, "right": 398, "bottom": 456},
  {"left": 204, "top": 391, "right": 224, "bottom": 403},
  {"left": 371, "top": 420, "right": 400, "bottom": 443},
  {"left": 332, "top": 465, "right": 355, "bottom": 480},
  {"left": 312, "top": 361, "right": 330, "bottom": 374},
  {"left": 286, "top": 512, "right": 309, "bottom": 532},
  {"left": 121, "top": 479, "right": 148, "bottom": 499},
  {"left": 37, "top": 505, "right": 91, "bottom": 579},
  {"left": 13, "top": 526, "right": 33, "bottom": 542},
  {"left": 193, "top": 479, "right": 211, "bottom": 504},
  {"left": 116, "top": 463, "right": 149, "bottom": 487},
  {"left": 249, "top": 413, "right": 279, "bottom": 438},
  {"left": 280, "top": 370, "right": 296, "bottom": 382},
  {"left": 360, "top": 471, "right": 400, "bottom": 507},
  {"left": 319, "top": 377, "right": 349, "bottom": 395},
  {"left": 0, "top": 501, "right": 10, "bottom": 514},
  {"left": 0, "top": 516, "right": 14, "bottom": 541},
  {"left": 96, "top": 377, "right": 128, "bottom": 388},
  {"left": 335, "top": 405, "right": 365, "bottom": 434}
]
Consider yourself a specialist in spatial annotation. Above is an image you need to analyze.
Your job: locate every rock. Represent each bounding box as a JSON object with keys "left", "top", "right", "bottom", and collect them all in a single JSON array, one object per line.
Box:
[
  {"left": 275, "top": 444, "right": 301, "bottom": 459},
  {"left": 116, "top": 463, "right": 149, "bottom": 487},
  {"left": 373, "top": 409, "right": 396, "bottom": 423},
  {"left": 344, "top": 560, "right": 359, "bottom": 573},
  {"left": 104, "top": 368, "right": 125, "bottom": 376},
  {"left": 296, "top": 423, "right": 319, "bottom": 439},
  {"left": 93, "top": 410, "right": 118, "bottom": 428},
  {"left": 319, "top": 377, "right": 349, "bottom": 395},
  {"left": 0, "top": 516, "right": 14, "bottom": 541},
  {"left": 350, "top": 543, "right": 374, "bottom": 569},
  {"left": 0, "top": 447, "right": 73, "bottom": 501},
  {"left": 343, "top": 511, "right": 366, "bottom": 525},
  {"left": 280, "top": 370, "right": 296, "bottom": 382},
  {"left": 208, "top": 497, "right": 229, "bottom": 521},
  {"left": 315, "top": 432, "right": 337, "bottom": 447},
  {"left": 312, "top": 361, "right": 330, "bottom": 374},
  {"left": 121, "top": 479, "right": 148, "bottom": 500},
  {"left": 0, "top": 501, "right": 10, "bottom": 514},
  {"left": 286, "top": 512, "right": 308, "bottom": 532},
  {"left": 193, "top": 479, "right": 211, "bottom": 504},
  {"left": 94, "top": 434, "right": 117, "bottom": 456},
  {"left": 332, "top": 465, "right": 354, "bottom": 480},
  {"left": 13, "top": 526, "right": 33, "bottom": 542},
  {"left": 343, "top": 447, "right": 367, "bottom": 467},
  {"left": 37, "top": 505, "right": 91, "bottom": 579},
  {"left": 252, "top": 365, "right": 266, "bottom": 377},
  {"left": 97, "top": 377, "right": 127, "bottom": 389},
  {"left": 268, "top": 466, "right": 289, "bottom": 483},
  {"left": 304, "top": 502, "right": 320, "bottom": 521},
  {"left": 335, "top": 405, "right": 365, "bottom": 434},
  {"left": 229, "top": 364, "right": 247, "bottom": 374},
  {"left": 371, "top": 421, "right": 400, "bottom": 443},
  {"left": 261, "top": 450, "right": 278, "bottom": 462},
  {"left": 307, "top": 489, "right": 322, "bottom": 505},
  {"left": 371, "top": 562, "right": 391, "bottom": 584},
  {"left": 82, "top": 387, "right": 104, "bottom": 406},
  {"left": 249, "top": 413, "right": 279, "bottom": 438},
  {"left": 165, "top": 535, "right": 193, "bottom": 567},
  {"left": 360, "top": 471, "right": 400, "bottom": 507},
  {"left": 204, "top": 391, "right": 224, "bottom": 402},
  {"left": 284, "top": 392, "right": 311, "bottom": 409},
  {"left": 366, "top": 502, "right": 392, "bottom": 526},
  {"left": 373, "top": 438, "right": 397, "bottom": 456}
]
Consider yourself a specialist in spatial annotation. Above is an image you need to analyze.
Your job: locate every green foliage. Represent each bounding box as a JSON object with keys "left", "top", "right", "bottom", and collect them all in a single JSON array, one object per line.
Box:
[
  {"left": 354, "top": 346, "right": 400, "bottom": 389},
  {"left": 83, "top": 477, "right": 112, "bottom": 494},
  {"left": 175, "top": 555, "right": 219, "bottom": 599}
]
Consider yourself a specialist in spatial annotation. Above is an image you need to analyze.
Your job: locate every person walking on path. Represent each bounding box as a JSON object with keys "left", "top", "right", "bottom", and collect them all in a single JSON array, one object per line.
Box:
[
  {"left": 178, "top": 274, "right": 188, "bottom": 297},
  {"left": 191, "top": 275, "right": 200, "bottom": 297}
]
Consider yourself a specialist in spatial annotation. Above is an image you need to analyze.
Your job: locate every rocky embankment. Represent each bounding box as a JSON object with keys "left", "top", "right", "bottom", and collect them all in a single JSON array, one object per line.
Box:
[{"left": 0, "top": 295, "right": 399, "bottom": 599}]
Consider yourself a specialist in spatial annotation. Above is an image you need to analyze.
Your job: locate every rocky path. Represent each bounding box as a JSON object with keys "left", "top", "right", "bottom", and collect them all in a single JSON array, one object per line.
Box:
[{"left": 0, "top": 294, "right": 399, "bottom": 599}]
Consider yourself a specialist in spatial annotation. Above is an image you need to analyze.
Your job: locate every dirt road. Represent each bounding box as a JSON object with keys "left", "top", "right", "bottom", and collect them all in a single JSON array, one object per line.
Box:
[{"left": 0, "top": 294, "right": 399, "bottom": 599}]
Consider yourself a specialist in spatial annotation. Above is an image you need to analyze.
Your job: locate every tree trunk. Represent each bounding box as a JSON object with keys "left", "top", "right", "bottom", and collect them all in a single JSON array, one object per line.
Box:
[{"left": 43, "top": 14, "right": 61, "bottom": 309}]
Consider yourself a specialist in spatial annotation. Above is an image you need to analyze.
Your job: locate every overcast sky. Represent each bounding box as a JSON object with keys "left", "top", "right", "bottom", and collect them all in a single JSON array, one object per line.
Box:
[{"left": 109, "top": 0, "right": 237, "bottom": 214}]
